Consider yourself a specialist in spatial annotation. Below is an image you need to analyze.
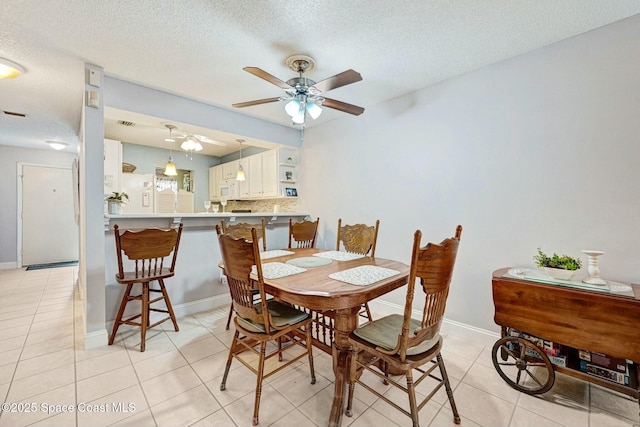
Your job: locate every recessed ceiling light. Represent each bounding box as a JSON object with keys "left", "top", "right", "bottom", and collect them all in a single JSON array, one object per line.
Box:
[
  {"left": 46, "top": 141, "right": 68, "bottom": 150},
  {"left": 0, "top": 58, "right": 25, "bottom": 79}
]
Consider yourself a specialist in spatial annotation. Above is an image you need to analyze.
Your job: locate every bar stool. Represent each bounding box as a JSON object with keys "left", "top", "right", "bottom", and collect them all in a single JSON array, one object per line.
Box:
[{"left": 109, "top": 223, "right": 183, "bottom": 352}]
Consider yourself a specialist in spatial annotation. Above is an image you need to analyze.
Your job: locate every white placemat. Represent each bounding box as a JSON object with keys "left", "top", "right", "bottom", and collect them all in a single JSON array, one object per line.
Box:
[
  {"left": 251, "top": 262, "right": 306, "bottom": 279},
  {"left": 329, "top": 265, "right": 401, "bottom": 286},
  {"left": 313, "top": 251, "right": 365, "bottom": 261},
  {"left": 286, "top": 256, "right": 332, "bottom": 268},
  {"left": 260, "top": 250, "right": 295, "bottom": 260}
]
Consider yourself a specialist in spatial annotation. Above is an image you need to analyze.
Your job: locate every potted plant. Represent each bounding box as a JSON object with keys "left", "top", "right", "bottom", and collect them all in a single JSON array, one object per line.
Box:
[
  {"left": 533, "top": 247, "right": 582, "bottom": 280},
  {"left": 106, "top": 191, "right": 129, "bottom": 214}
]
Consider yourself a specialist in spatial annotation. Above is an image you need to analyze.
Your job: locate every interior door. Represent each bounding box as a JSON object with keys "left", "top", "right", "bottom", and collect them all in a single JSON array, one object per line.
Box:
[{"left": 21, "top": 164, "right": 79, "bottom": 265}]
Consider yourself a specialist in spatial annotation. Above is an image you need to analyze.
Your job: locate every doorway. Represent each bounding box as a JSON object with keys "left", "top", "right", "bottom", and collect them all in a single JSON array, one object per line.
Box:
[{"left": 18, "top": 163, "right": 79, "bottom": 267}]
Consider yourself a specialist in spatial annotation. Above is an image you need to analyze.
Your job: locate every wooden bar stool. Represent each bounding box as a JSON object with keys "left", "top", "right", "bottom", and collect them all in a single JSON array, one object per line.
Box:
[{"left": 109, "top": 223, "right": 183, "bottom": 352}]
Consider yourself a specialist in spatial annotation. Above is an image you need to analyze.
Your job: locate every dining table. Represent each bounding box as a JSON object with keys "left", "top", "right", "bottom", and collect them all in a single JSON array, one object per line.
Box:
[{"left": 221, "top": 247, "right": 410, "bottom": 427}]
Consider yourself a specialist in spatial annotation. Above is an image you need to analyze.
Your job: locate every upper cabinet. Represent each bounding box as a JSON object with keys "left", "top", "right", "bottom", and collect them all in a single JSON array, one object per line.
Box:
[{"left": 209, "top": 148, "right": 297, "bottom": 200}]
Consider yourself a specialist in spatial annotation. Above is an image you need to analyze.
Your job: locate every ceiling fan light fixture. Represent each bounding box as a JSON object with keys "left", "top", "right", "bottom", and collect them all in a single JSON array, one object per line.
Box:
[
  {"left": 292, "top": 109, "right": 305, "bottom": 124},
  {"left": 285, "top": 99, "right": 300, "bottom": 117},
  {"left": 307, "top": 101, "right": 322, "bottom": 120}
]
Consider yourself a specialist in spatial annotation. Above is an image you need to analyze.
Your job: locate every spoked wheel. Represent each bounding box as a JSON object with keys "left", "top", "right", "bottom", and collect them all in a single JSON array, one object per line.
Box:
[{"left": 491, "top": 337, "right": 555, "bottom": 395}]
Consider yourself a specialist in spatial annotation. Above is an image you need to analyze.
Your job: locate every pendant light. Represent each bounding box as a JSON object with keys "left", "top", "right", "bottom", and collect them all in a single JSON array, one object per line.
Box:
[
  {"left": 164, "top": 124, "right": 178, "bottom": 176},
  {"left": 236, "top": 140, "right": 246, "bottom": 181}
]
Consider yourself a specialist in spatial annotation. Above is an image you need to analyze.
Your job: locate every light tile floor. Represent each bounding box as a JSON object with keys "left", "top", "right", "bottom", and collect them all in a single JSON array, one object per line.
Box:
[{"left": 0, "top": 266, "right": 638, "bottom": 427}]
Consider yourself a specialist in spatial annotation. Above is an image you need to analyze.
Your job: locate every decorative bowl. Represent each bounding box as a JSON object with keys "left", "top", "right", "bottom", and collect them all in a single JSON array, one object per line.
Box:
[
  {"left": 122, "top": 162, "right": 137, "bottom": 173},
  {"left": 544, "top": 267, "right": 575, "bottom": 281}
]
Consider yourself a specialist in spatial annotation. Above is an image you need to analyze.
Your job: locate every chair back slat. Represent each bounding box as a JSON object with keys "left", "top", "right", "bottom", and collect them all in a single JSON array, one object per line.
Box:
[
  {"left": 216, "top": 225, "right": 271, "bottom": 328},
  {"left": 114, "top": 224, "right": 183, "bottom": 280},
  {"left": 398, "top": 225, "right": 462, "bottom": 360},
  {"left": 289, "top": 217, "right": 319, "bottom": 249},
  {"left": 336, "top": 218, "right": 380, "bottom": 256},
  {"left": 221, "top": 219, "right": 267, "bottom": 251}
]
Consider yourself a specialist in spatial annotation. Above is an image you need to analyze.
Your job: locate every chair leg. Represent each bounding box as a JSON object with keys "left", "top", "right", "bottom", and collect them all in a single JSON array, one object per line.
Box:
[
  {"left": 140, "top": 282, "right": 149, "bottom": 352},
  {"left": 438, "top": 353, "right": 461, "bottom": 424},
  {"left": 252, "top": 342, "right": 267, "bottom": 426},
  {"left": 345, "top": 348, "right": 357, "bottom": 417},
  {"left": 277, "top": 337, "right": 283, "bottom": 362},
  {"left": 220, "top": 329, "right": 239, "bottom": 391},
  {"left": 226, "top": 303, "right": 234, "bottom": 330},
  {"left": 405, "top": 370, "right": 419, "bottom": 427},
  {"left": 109, "top": 284, "right": 133, "bottom": 345},
  {"left": 305, "top": 328, "right": 316, "bottom": 385},
  {"left": 158, "top": 279, "right": 179, "bottom": 331}
]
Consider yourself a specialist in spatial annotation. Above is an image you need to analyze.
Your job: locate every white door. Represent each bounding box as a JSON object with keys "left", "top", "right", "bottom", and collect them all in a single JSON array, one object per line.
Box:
[{"left": 21, "top": 164, "right": 79, "bottom": 265}]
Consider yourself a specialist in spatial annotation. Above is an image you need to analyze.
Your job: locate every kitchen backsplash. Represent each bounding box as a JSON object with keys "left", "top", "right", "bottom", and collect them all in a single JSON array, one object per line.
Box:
[{"left": 222, "top": 198, "right": 299, "bottom": 213}]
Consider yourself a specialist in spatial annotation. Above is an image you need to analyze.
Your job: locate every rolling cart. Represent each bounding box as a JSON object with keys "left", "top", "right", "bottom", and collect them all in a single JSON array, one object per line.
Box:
[{"left": 491, "top": 267, "right": 640, "bottom": 414}]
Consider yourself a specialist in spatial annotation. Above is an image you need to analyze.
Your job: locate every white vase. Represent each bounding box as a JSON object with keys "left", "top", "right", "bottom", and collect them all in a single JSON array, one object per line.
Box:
[
  {"left": 108, "top": 201, "right": 121, "bottom": 214},
  {"left": 543, "top": 267, "right": 575, "bottom": 281}
]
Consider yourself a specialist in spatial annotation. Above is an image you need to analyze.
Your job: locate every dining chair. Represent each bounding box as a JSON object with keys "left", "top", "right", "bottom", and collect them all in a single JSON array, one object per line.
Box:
[
  {"left": 345, "top": 225, "right": 463, "bottom": 427},
  {"left": 109, "top": 223, "right": 183, "bottom": 352},
  {"left": 216, "top": 225, "right": 315, "bottom": 426},
  {"left": 336, "top": 218, "right": 380, "bottom": 322},
  {"left": 220, "top": 218, "right": 267, "bottom": 251},
  {"left": 221, "top": 218, "right": 267, "bottom": 329},
  {"left": 288, "top": 217, "right": 320, "bottom": 248}
]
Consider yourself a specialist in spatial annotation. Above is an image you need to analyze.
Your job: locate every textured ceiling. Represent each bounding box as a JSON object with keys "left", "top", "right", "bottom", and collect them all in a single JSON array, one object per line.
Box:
[{"left": 1, "top": 1, "right": 639, "bottom": 155}]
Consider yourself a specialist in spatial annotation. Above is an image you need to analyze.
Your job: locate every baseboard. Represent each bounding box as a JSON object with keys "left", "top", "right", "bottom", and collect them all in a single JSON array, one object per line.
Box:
[
  {"left": 0, "top": 261, "right": 18, "bottom": 270},
  {"left": 84, "top": 328, "right": 109, "bottom": 350},
  {"left": 172, "top": 294, "right": 230, "bottom": 319},
  {"left": 368, "top": 299, "right": 500, "bottom": 348}
]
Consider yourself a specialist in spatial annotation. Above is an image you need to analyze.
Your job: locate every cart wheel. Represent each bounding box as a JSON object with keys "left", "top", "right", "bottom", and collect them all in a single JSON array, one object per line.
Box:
[{"left": 491, "top": 337, "right": 555, "bottom": 395}]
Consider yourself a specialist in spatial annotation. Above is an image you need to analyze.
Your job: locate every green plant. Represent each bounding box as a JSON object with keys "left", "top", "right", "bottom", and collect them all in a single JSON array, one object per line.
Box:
[
  {"left": 533, "top": 247, "right": 582, "bottom": 270},
  {"left": 106, "top": 191, "right": 129, "bottom": 204}
]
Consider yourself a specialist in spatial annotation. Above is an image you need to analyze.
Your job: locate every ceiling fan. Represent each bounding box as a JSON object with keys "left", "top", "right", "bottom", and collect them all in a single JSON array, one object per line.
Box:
[{"left": 233, "top": 54, "right": 364, "bottom": 125}]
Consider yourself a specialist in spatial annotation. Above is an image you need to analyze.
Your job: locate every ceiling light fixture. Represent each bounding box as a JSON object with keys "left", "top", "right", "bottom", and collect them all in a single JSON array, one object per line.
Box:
[
  {"left": 236, "top": 139, "right": 245, "bottom": 181},
  {"left": 46, "top": 140, "right": 68, "bottom": 150},
  {"left": 163, "top": 124, "right": 178, "bottom": 176},
  {"left": 0, "top": 58, "right": 25, "bottom": 79},
  {"left": 180, "top": 135, "right": 203, "bottom": 155}
]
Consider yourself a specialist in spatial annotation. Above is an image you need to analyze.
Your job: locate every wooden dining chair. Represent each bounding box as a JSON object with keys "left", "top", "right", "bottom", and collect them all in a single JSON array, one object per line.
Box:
[
  {"left": 216, "top": 225, "right": 315, "bottom": 426},
  {"left": 220, "top": 218, "right": 267, "bottom": 251},
  {"left": 109, "top": 223, "right": 183, "bottom": 352},
  {"left": 345, "top": 225, "right": 463, "bottom": 427},
  {"left": 220, "top": 218, "right": 267, "bottom": 329},
  {"left": 288, "top": 217, "right": 319, "bottom": 248},
  {"left": 336, "top": 218, "right": 380, "bottom": 321}
]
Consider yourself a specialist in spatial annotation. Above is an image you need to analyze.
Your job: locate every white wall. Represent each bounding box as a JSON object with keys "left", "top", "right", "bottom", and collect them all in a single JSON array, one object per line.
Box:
[
  {"left": 0, "top": 145, "right": 77, "bottom": 267},
  {"left": 300, "top": 15, "right": 640, "bottom": 332}
]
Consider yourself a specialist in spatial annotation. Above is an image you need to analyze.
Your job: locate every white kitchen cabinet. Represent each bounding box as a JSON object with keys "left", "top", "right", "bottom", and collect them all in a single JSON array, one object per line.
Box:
[
  {"left": 208, "top": 165, "right": 223, "bottom": 200},
  {"left": 221, "top": 160, "right": 239, "bottom": 180},
  {"left": 248, "top": 150, "right": 278, "bottom": 198},
  {"left": 261, "top": 150, "right": 278, "bottom": 197},
  {"left": 248, "top": 154, "right": 263, "bottom": 198}
]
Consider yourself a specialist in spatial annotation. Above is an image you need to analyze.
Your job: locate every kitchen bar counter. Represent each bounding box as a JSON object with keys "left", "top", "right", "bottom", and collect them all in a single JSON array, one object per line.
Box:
[{"left": 104, "top": 212, "right": 309, "bottom": 324}]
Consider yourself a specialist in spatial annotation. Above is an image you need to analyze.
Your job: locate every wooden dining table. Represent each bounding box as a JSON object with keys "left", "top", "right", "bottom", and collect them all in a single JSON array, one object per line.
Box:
[{"left": 224, "top": 247, "right": 410, "bottom": 427}]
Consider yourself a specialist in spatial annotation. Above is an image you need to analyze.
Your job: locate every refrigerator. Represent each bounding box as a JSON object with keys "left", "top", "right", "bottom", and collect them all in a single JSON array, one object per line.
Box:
[{"left": 120, "top": 173, "right": 155, "bottom": 214}]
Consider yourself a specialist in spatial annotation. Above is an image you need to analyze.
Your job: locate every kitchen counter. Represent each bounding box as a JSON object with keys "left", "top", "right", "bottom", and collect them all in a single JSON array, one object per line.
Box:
[{"left": 104, "top": 211, "right": 309, "bottom": 324}]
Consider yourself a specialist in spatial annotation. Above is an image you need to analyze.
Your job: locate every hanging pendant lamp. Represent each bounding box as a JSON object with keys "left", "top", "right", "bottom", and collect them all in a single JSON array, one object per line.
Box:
[
  {"left": 164, "top": 124, "right": 178, "bottom": 176},
  {"left": 236, "top": 140, "right": 245, "bottom": 181}
]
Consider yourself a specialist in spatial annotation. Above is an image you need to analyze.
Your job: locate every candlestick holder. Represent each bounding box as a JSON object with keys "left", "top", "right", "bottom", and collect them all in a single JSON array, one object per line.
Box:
[{"left": 581, "top": 250, "right": 607, "bottom": 285}]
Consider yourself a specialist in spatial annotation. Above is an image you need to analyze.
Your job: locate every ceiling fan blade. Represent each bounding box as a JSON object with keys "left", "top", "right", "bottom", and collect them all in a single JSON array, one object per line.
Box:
[
  {"left": 243, "top": 67, "right": 292, "bottom": 90},
  {"left": 322, "top": 98, "right": 365, "bottom": 116},
  {"left": 313, "top": 69, "right": 362, "bottom": 93},
  {"left": 232, "top": 97, "right": 282, "bottom": 108}
]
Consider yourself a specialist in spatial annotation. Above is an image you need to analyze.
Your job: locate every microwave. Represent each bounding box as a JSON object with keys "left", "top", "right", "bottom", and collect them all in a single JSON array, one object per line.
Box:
[{"left": 219, "top": 179, "right": 240, "bottom": 200}]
